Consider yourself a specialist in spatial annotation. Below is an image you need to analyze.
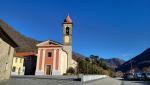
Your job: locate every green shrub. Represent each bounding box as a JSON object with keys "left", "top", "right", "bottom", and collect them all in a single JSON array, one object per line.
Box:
[{"left": 66, "top": 67, "right": 75, "bottom": 74}]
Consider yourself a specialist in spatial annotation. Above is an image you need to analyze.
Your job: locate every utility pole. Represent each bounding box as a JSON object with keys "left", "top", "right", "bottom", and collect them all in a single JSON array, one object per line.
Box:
[
  {"left": 131, "top": 60, "right": 132, "bottom": 70},
  {"left": 87, "top": 62, "right": 88, "bottom": 74},
  {"left": 76, "top": 58, "right": 79, "bottom": 79}
]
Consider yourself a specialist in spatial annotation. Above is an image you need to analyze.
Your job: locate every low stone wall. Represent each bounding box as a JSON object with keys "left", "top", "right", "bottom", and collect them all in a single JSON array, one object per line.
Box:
[{"left": 81, "top": 75, "right": 107, "bottom": 82}]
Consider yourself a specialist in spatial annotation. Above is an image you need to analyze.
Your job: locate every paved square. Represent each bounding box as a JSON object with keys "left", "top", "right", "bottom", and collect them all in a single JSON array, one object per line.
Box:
[
  {"left": 0, "top": 76, "right": 82, "bottom": 85},
  {"left": 0, "top": 78, "right": 81, "bottom": 85}
]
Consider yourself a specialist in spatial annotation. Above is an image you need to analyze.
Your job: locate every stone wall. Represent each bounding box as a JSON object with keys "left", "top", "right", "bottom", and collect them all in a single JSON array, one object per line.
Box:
[
  {"left": 81, "top": 75, "right": 108, "bottom": 82},
  {"left": 0, "top": 38, "right": 15, "bottom": 80}
]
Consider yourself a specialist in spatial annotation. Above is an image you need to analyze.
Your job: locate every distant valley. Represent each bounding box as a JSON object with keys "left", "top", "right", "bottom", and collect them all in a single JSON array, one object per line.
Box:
[{"left": 117, "top": 48, "right": 150, "bottom": 72}]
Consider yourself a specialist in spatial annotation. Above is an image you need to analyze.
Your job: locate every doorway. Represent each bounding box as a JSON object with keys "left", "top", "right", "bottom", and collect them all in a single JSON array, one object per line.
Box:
[{"left": 46, "top": 65, "right": 51, "bottom": 75}]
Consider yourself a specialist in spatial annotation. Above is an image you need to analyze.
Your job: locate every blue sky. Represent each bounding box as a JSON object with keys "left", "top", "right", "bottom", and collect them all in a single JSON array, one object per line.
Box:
[{"left": 0, "top": 0, "right": 150, "bottom": 60}]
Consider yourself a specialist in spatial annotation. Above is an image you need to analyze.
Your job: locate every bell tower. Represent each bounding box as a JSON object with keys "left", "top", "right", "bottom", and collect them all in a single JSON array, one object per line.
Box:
[
  {"left": 63, "top": 15, "right": 73, "bottom": 69},
  {"left": 63, "top": 15, "right": 73, "bottom": 45}
]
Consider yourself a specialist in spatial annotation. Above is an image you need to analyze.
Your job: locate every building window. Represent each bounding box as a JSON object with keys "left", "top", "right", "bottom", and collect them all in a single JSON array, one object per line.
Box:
[
  {"left": 20, "top": 59, "right": 22, "bottom": 63},
  {"left": 48, "top": 52, "right": 52, "bottom": 57},
  {"left": 12, "top": 66, "right": 16, "bottom": 72},
  {"left": 49, "top": 42, "right": 52, "bottom": 45},
  {"left": 66, "top": 27, "right": 70, "bottom": 35},
  {"left": 15, "top": 58, "right": 18, "bottom": 63}
]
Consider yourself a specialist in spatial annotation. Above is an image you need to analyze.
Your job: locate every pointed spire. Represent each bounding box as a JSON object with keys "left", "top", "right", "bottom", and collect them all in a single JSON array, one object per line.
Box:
[
  {"left": 68, "top": 13, "right": 69, "bottom": 16},
  {"left": 64, "top": 14, "right": 72, "bottom": 23}
]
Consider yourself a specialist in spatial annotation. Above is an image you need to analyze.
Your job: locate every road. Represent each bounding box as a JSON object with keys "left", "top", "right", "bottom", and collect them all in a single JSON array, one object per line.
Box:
[
  {"left": 1, "top": 76, "right": 150, "bottom": 85},
  {"left": 121, "top": 79, "right": 150, "bottom": 85},
  {"left": 84, "top": 77, "right": 150, "bottom": 85},
  {"left": 83, "top": 77, "right": 121, "bottom": 85}
]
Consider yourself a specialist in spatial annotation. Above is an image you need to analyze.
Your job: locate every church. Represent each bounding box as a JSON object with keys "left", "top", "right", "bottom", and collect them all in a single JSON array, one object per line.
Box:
[{"left": 35, "top": 15, "right": 77, "bottom": 75}]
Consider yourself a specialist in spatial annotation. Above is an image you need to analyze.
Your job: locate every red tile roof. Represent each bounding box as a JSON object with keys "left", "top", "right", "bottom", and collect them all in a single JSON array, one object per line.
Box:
[
  {"left": 15, "top": 52, "right": 36, "bottom": 57},
  {"left": 64, "top": 15, "right": 72, "bottom": 23}
]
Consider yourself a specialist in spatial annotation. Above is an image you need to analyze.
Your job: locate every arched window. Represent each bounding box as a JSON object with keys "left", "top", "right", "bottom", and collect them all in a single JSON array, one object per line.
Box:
[{"left": 66, "top": 27, "right": 70, "bottom": 35}]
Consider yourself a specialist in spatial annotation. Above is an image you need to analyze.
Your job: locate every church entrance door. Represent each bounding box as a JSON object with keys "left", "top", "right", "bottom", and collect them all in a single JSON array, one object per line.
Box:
[{"left": 46, "top": 65, "right": 51, "bottom": 75}]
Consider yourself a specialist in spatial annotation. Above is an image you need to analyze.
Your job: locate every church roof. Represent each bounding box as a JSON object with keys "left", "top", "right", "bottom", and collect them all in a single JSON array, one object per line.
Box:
[
  {"left": 37, "top": 40, "right": 62, "bottom": 47},
  {"left": 64, "top": 15, "right": 72, "bottom": 23}
]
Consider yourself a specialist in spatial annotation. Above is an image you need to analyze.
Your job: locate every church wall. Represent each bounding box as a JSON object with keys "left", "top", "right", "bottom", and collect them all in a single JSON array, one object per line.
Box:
[
  {"left": 44, "top": 49, "right": 54, "bottom": 74},
  {"left": 35, "top": 49, "right": 45, "bottom": 75},
  {"left": 36, "top": 47, "right": 62, "bottom": 75},
  {"left": 71, "top": 59, "right": 77, "bottom": 69},
  {"left": 63, "top": 46, "right": 72, "bottom": 69},
  {"left": 39, "top": 49, "right": 43, "bottom": 70},
  {"left": 55, "top": 49, "right": 59, "bottom": 70},
  {"left": 60, "top": 50, "right": 67, "bottom": 75}
]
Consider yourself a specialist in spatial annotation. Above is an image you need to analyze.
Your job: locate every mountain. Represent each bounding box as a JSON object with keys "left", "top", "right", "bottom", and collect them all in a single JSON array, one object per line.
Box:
[
  {"left": 72, "top": 52, "right": 85, "bottom": 60},
  {"left": 102, "top": 58, "right": 125, "bottom": 70},
  {"left": 0, "top": 19, "right": 86, "bottom": 61},
  {"left": 117, "top": 48, "right": 150, "bottom": 72},
  {"left": 72, "top": 53, "right": 125, "bottom": 70},
  {"left": 0, "top": 19, "right": 126, "bottom": 70},
  {"left": 0, "top": 20, "right": 40, "bottom": 52}
]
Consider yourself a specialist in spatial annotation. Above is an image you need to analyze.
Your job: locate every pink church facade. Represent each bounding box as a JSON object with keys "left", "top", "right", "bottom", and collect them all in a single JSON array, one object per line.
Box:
[{"left": 35, "top": 40, "right": 68, "bottom": 75}]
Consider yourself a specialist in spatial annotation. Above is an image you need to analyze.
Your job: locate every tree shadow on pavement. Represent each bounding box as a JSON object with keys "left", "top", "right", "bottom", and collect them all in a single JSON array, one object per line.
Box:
[
  {"left": 133, "top": 81, "right": 150, "bottom": 85},
  {"left": 116, "top": 78, "right": 150, "bottom": 85}
]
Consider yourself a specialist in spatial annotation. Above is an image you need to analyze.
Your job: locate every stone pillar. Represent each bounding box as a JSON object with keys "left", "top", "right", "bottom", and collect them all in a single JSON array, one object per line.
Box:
[{"left": 35, "top": 49, "right": 45, "bottom": 75}]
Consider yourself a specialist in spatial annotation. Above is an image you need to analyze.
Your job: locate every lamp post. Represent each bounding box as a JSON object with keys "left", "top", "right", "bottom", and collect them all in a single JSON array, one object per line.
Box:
[
  {"left": 130, "top": 60, "right": 134, "bottom": 73},
  {"left": 77, "top": 65, "right": 80, "bottom": 79}
]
